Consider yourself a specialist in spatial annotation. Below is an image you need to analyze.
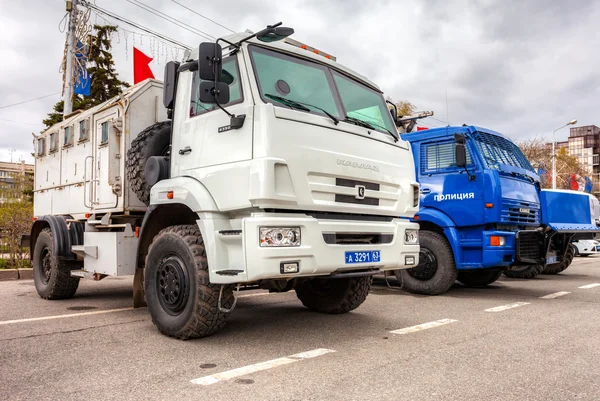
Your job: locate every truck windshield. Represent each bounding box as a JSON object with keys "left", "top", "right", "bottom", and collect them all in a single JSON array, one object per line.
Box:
[
  {"left": 248, "top": 45, "right": 397, "bottom": 138},
  {"left": 471, "top": 131, "right": 536, "bottom": 173}
]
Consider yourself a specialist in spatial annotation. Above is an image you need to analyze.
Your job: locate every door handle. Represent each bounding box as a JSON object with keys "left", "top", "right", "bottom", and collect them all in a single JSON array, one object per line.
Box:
[
  {"left": 421, "top": 188, "right": 431, "bottom": 194},
  {"left": 178, "top": 146, "right": 192, "bottom": 155}
]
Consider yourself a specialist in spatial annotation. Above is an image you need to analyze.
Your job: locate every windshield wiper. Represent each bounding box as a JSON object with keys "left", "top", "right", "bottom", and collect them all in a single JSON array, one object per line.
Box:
[
  {"left": 343, "top": 116, "right": 398, "bottom": 142},
  {"left": 265, "top": 94, "right": 339, "bottom": 125}
]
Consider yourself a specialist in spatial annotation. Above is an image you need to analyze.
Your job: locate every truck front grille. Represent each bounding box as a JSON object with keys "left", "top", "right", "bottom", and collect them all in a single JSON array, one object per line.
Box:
[
  {"left": 501, "top": 199, "right": 540, "bottom": 225},
  {"left": 516, "top": 230, "right": 541, "bottom": 262},
  {"left": 322, "top": 233, "right": 393, "bottom": 245}
]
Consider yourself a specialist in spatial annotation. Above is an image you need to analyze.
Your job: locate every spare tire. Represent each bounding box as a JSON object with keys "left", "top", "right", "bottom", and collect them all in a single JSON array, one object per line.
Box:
[{"left": 126, "top": 121, "right": 172, "bottom": 205}]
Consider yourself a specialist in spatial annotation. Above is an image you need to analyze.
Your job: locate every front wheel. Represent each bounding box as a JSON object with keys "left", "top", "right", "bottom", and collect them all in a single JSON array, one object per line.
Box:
[
  {"left": 457, "top": 269, "right": 502, "bottom": 287},
  {"left": 145, "top": 224, "right": 234, "bottom": 339},
  {"left": 294, "top": 276, "right": 371, "bottom": 314},
  {"left": 503, "top": 264, "right": 544, "bottom": 279},
  {"left": 542, "top": 245, "right": 575, "bottom": 275},
  {"left": 395, "top": 231, "right": 457, "bottom": 295}
]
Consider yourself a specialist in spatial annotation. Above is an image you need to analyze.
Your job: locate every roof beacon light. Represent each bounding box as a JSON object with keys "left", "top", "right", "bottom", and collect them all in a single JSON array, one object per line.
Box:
[{"left": 284, "top": 38, "right": 336, "bottom": 61}]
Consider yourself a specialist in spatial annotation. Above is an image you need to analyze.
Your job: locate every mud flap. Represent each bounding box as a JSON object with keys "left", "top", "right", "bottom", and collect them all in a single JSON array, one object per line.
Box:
[{"left": 133, "top": 267, "right": 147, "bottom": 308}]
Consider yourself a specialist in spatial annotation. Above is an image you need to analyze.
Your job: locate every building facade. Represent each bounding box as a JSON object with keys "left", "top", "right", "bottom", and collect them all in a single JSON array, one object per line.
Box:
[
  {"left": 0, "top": 161, "right": 34, "bottom": 202},
  {"left": 562, "top": 125, "right": 600, "bottom": 194}
]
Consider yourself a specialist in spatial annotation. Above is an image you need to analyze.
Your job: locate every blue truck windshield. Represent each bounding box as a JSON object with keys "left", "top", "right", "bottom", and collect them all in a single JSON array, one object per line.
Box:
[{"left": 471, "top": 131, "right": 535, "bottom": 173}]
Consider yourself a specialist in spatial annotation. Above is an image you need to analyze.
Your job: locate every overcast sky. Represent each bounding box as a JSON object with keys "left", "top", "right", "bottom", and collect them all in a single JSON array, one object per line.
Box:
[{"left": 1, "top": 0, "right": 599, "bottom": 163}]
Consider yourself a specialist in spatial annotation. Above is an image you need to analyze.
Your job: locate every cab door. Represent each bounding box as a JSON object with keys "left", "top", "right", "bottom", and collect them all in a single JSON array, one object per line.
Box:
[{"left": 172, "top": 54, "right": 253, "bottom": 175}]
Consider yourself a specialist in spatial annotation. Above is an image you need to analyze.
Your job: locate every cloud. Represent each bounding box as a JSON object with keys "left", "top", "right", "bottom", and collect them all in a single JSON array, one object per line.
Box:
[{"left": 1, "top": 0, "right": 599, "bottom": 163}]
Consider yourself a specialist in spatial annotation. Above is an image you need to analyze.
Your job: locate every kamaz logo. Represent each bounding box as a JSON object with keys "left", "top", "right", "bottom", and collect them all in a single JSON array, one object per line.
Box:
[
  {"left": 355, "top": 185, "right": 366, "bottom": 200},
  {"left": 337, "top": 159, "right": 380, "bottom": 172}
]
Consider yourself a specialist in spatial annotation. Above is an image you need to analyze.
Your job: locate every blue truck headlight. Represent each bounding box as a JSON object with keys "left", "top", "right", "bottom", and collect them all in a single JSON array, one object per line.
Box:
[
  {"left": 404, "top": 229, "right": 419, "bottom": 244},
  {"left": 260, "top": 227, "right": 301, "bottom": 247}
]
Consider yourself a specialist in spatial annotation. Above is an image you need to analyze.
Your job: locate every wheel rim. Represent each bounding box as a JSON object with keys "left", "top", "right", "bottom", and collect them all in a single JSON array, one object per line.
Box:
[
  {"left": 38, "top": 247, "right": 52, "bottom": 285},
  {"left": 156, "top": 254, "right": 189, "bottom": 315},
  {"left": 408, "top": 248, "right": 438, "bottom": 281}
]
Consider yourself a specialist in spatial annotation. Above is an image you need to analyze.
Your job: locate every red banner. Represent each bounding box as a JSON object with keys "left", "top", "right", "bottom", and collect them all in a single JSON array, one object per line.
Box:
[{"left": 133, "top": 47, "right": 155, "bottom": 84}]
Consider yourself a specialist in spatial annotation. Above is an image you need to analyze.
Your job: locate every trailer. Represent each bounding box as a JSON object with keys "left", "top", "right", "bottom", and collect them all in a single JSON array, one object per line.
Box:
[{"left": 28, "top": 23, "right": 420, "bottom": 339}]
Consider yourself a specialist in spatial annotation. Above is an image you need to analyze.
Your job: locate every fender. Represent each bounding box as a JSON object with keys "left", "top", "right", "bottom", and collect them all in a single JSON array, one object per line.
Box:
[
  {"left": 415, "top": 208, "right": 464, "bottom": 267},
  {"left": 149, "top": 176, "right": 218, "bottom": 212},
  {"left": 30, "top": 215, "right": 78, "bottom": 261}
]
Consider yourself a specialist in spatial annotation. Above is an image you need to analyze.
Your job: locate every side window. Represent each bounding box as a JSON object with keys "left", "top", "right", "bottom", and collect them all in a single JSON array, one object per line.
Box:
[
  {"left": 37, "top": 138, "right": 46, "bottom": 157},
  {"left": 190, "top": 57, "right": 242, "bottom": 117},
  {"left": 79, "top": 119, "right": 88, "bottom": 141},
  {"left": 421, "top": 141, "right": 473, "bottom": 173},
  {"left": 101, "top": 121, "right": 109, "bottom": 144},
  {"left": 64, "top": 126, "right": 74, "bottom": 146},
  {"left": 49, "top": 133, "right": 58, "bottom": 153}
]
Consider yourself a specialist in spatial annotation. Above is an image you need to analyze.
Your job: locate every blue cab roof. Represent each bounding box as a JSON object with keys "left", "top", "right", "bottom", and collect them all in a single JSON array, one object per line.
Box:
[{"left": 401, "top": 125, "right": 510, "bottom": 143}]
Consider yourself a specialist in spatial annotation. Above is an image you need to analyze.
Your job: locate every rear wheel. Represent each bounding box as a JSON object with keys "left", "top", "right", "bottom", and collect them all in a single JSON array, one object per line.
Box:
[
  {"left": 542, "top": 245, "right": 575, "bottom": 275},
  {"left": 457, "top": 269, "right": 502, "bottom": 287},
  {"left": 294, "top": 276, "right": 371, "bottom": 314},
  {"left": 503, "top": 264, "right": 544, "bottom": 279},
  {"left": 395, "top": 231, "right": 457, "bottom": 295},
  {"left": 33, "top": 228, "right": 79, "bottom": 299},
  {"left": 145, "top": 224, "right": 234, "bottom": 339}
]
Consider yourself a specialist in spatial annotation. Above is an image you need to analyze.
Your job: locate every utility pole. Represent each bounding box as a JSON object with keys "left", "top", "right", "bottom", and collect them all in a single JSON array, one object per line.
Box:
[{"left": 63, "top": 0, "right": 78, "bottom": 118}]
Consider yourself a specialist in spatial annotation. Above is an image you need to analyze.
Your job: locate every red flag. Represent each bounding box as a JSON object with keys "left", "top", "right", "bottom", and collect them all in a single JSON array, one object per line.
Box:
[
  {"left": 570, "top": 174, "right": 579, "bottom": 190},
  {"left": 133, "top": 47, "right": 155, "bottom": 84},
  {"left": 416, "top": 126, "right": 428, "bottom": 131}
]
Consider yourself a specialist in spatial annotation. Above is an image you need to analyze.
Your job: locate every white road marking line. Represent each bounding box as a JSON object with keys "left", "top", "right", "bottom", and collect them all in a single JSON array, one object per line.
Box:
[
  {"left": 540, "top": 291, "right": 571, "bottom": 299},
  {"left": 389, "top": 319, "right": 457, "bottom": 335},
  {"left": 0, "top": 307, "right": 134, "bottom": 326},
  {"left": 484, "top": 302, "right": 530, "bottom": 312},
  {"left": 190, "top": 348, "right": 335, "bottom": 386},
  {"left": 578, "top": 283, "right": 600, "bottom": 289}
]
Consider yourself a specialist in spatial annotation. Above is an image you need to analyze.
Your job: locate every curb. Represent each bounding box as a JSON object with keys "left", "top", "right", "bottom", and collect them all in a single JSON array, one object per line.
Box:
[
  {"left": 0, "top": 269, "right": 19, "bottom": 281},
  {"left": 0, "top": 268, "right": 33, "bottom": 281}
]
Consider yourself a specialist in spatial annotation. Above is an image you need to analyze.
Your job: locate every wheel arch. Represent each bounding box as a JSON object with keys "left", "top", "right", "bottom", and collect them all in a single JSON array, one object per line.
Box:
[
  {"left": 29, "top": 215, "right": 77, "bottom": 261},
  {"left": 416, "top": 216, "right": 462, "bottom": 268}
]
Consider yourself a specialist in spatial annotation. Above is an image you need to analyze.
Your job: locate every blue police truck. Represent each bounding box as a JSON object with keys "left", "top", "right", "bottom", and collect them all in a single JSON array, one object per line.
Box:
[{"left": 397, "top": 125, "right": 600, "bottom": 295}]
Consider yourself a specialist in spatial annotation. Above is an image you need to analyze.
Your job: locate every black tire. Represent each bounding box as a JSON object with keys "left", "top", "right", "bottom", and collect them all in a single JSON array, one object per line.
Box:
[
  {"left": 395, "top": 231, "right": 457, "bottom": 295},
  {"left": 144, "top": 224, "right": 234, "bottom": 339},
  {"left": 294, "top": 276, "right": 372, "bottom": 314},
  {"left": 573, "top": 245, "right": 580, "bottom": 257},
  {"left": 542, "top": 245, "right": 575, "bottom": 275},
  {"left": 457, "top": 269, "right": 502, "bottom": 287},
  {"left": 33, "top": 228, "right": 79, "bottom": 299},
  {"left": 502, "top": 263, "right": 544, "bottom": 279},
  {"left": 126, "top": 121, "right": 172, "bottom": 205}
]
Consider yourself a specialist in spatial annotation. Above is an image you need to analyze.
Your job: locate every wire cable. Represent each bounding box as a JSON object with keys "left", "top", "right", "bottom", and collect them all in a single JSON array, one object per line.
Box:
[
  {"left": 170, "top": 0, "right": 235, "bottom": 33},
  {"left": 126, "top": 0, "right": 214, "bottom": 41},
  {"left": 0, "top": 93, "right": 61, "bottom": 110},
  {"left": 80, "top": 0, "right": 192, "bottom": 49}
]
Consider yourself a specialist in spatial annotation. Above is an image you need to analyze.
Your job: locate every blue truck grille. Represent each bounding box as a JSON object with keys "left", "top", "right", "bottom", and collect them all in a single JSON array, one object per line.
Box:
[{"left": 501, "top": 200, "right": 540, "bottom": 225}]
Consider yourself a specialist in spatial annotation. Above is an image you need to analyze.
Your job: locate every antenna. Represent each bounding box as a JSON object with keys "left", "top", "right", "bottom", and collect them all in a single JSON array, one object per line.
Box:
[{"left": 445, "top": 89, "right": 449, "bottom": 126}]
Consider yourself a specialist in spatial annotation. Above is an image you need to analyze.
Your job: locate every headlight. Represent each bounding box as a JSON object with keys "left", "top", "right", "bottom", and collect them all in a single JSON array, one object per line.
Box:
[
  {"left": 260, "top": 227, "right": 301, "bottom": 247},
  {"left": 404, "top": 229, "right": 419, "bottom": 244}
]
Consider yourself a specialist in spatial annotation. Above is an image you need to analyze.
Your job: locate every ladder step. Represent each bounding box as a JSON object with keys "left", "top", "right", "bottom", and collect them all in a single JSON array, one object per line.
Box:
[
  {"left": 70, "top": 270, "right": 86, "bottom": 278},
  {"left": 95, "top": 224, "right": 128, "bottom": 229}
]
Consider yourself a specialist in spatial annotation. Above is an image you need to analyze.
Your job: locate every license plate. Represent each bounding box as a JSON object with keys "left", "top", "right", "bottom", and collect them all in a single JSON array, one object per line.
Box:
[
  {"left": 546, "top": 256, "right": 558, "bottom": 264},
  {"left": 345, "top": 250, "right": 381, "bottom": 264}
]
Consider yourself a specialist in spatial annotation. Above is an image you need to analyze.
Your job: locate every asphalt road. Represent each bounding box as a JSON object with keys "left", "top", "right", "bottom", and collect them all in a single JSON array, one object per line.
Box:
[{"left": 1, "top": 257, "right": 599, "bottom": 401}]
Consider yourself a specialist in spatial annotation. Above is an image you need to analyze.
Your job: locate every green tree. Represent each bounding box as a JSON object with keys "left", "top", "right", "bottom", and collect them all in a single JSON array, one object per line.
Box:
[
  {"left": 43, "top": 25, "right": 129, "bottom": 128},
  {"left": 0, "top": 200, "right": 33, "bottom": 268}
]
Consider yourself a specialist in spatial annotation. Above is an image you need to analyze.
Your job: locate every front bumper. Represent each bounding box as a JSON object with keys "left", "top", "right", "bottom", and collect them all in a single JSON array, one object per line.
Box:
[
  {"left": 458, "top": 230, "right": 516, "bottom": 270},
  {"left": 206, "top": 213, "right": 419, "bottom": 284}
]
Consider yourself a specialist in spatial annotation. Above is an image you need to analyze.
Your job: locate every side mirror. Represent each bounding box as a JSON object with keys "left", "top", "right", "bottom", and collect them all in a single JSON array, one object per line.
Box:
[
  {"left": 199, "top": 81, "right": 230, "bottom": 104},
  {"left": 198, "top": 43, "right": 223, "bottom": 81},
  {"left": 163, "top": 61, "right": 180, "bottom": 110},
  {"left": 454, "top": 133, "right": 467, "bottom": 168}
]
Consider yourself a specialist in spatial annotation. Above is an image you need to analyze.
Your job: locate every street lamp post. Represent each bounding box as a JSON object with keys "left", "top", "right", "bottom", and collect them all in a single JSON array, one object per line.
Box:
[{"left": 552, "top": 119, "right": 578, "bottom": 189}]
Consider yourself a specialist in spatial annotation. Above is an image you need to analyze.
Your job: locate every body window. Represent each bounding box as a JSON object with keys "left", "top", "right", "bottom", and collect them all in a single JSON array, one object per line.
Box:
[
  {"left": 37, "top": 138, "right": 45, "bottom": 156},
  {"left": 101, "top": 122, "right": 109, "bottom": 144},
  {"left": 190, "top": 57, "right": 242, "bottom": 117},
  {"left": 422, "top": 141, "right": 473, "bottom": 172},
  {"left": 249, "top": 45, "right": 341, "bottom": 118},
  {"left": 79, "top": 120, "right": 88, "bottom": 141},
  {"left": 332, "top": 71, "right": 395, "bottom": 134},
  {"left": 64, "top": 126, "right": 73, "bottom": 146},
  {"left": 49, "top": 133, "right": 57, "bottom": 152}
]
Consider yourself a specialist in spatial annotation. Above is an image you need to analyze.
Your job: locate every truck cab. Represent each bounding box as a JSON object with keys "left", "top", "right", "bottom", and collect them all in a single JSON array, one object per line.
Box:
[
  {"left": 398, "top": 125, "right": 599, "bottom": 295},
  {"left": 28, "top": 24, "right": 420, "bottom": 339}
]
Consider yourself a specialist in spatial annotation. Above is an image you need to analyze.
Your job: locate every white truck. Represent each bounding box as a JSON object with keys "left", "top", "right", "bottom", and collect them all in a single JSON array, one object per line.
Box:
[{"left": 28, "top": 23, "right": 420, "bottom": 339}]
